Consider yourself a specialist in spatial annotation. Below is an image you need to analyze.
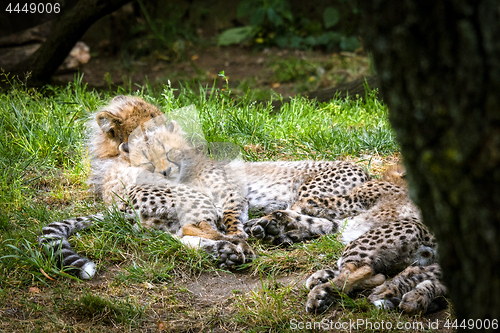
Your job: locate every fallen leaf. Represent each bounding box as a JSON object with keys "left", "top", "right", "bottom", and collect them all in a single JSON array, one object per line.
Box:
[
  {"left": 157, "top": 321, "right": 167, "bottom": 331},
  {"left": 29, "top": 287, "right": 40, "bottom": 293},
  {"left": 143, "top": 282, "right": 155, "bottom": 289}
]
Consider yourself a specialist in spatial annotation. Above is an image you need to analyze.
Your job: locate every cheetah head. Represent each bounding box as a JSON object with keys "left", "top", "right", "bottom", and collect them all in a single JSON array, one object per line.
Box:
[
  {"left": 89, "top": 95, "right": 163, "bottom": 160},
  {"left": 119, "top": 116, "right": 192, "bottom": 179}
]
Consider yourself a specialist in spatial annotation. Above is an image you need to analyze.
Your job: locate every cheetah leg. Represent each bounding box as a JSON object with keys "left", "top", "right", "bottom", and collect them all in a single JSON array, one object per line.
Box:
[
  {"left": 355, "top": 273, "right": 386, "bottom": 290},
  {"left": 244, "top": 210, "right": 338, "bottom": 245},
  {"left": 221, "top": 207, "right": 248, "bottom": 239},
  {"left": 305, "top": 264, "right": 378, "bottom": 313},
  {"left": 334, "top": 263, "right": 377, "bottom": 294},
  {"left": 291, "top": 180, "right": 374, "bottom": 220},
  {"left": 182, "top": 221, "right": 229, "bottom": 241},
  {"left": 182, "top": 221, "right": 255, "bottom": 266},
  {"left": 398, "top": 280, "right": 447, "bottom": 315},
  {"left": 210, "top": 164, "right": 250, "bottom": 240}
]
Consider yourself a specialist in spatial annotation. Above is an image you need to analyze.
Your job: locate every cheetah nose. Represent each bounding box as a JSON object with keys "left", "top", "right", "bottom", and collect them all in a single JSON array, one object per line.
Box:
[{"left": 160, "top": 167, "right": 172, "bottom": 177}]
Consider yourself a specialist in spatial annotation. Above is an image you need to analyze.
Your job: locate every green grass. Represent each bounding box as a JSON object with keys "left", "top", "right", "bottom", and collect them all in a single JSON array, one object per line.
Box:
[
  {"left": 63, "top": 291, "right": 145, "bottom": 326},
  {"left": 0, "top": 73, "right": 434, "bottom": 332}
]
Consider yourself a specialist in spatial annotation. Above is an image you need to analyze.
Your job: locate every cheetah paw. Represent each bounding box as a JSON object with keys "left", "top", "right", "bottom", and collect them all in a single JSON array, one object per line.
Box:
[
  {"left": 305, "top": 269, "right": 337, "bottom": 290},
  {"left": 398, "top": 290, "right": 428, "bottom": 315},
  {"left": 214, "top": 240, "right": 247, "bottom": 268},
  {"left": 245, "top": 211, "right": 309, "bottom": 245},
  {"left": 229, "top": 238, "right": 256, "bottom": 263},
  {"left": 244, "top": 214, "right": 284, "bottom": 242},
  {"left": 305, "top": 283, "right": 339, "bottom": 314},
  {"left": 398, "top": 279, "right": 446, "bottom": 315},
  {"left": 245, "top": 210, "right": 336, "bottom": 245}
]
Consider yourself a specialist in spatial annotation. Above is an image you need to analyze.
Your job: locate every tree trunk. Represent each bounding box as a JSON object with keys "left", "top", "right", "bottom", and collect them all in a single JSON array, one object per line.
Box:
[
  {"left": 12, "top": 0, "right": 133, "bottom": 86},
  {"left": 358, "top": 0, "right": 500, "bottom": 324}
]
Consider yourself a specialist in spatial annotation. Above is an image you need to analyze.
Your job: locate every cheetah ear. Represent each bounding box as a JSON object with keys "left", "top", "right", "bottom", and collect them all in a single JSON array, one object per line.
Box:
[
  {"left": 96, "top": 111, "right": 122, "bottom": 138},
  {"left": 112, "top": 95, "right": 127, "bottom": 102},
  {"left": 166, "top": 120, "right": 182, "bottom": 134},
  {"left": 118, "top": 142, "right": 130, "bottom": 162}
]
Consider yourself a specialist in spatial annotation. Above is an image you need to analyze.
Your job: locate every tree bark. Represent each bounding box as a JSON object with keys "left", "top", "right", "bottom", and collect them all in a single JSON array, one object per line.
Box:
[
  {"left": 358, "top": 0, "right": 500, "bottom": 324},
  {"left": 12, "top": 0, "right": 134, "bottom": 86}
]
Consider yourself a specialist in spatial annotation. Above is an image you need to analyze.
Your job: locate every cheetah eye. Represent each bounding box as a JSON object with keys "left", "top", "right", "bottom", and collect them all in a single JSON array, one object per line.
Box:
[
  {"left": 138, "top": 162, "right": 155, "bottom": 172},
  {"left": 275, "top": 212, "right": 282, "bottom": 218},
  {"left": 121, "top": 142, "right": 129, "bottom": 154}
]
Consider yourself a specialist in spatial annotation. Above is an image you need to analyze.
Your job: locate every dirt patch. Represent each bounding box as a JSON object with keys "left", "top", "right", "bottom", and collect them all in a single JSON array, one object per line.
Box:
[
  {"left": 53, "top": 44, "right": 370, "bottom": 99},
  {"left": 86, "top": 263, "right": 125, "bottom": 287},
  {"left": 181, "top": 270, "right": 306, "bottom": 307}
]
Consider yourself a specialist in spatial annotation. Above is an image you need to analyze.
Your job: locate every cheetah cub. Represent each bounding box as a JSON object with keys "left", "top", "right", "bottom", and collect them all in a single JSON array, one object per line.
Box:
[
  {"left": 304, "top": 163, "right": 445, "bottom": 315},
  {"left": 305, "top": 219, "right": 438, "bottom": 313},
  {"left": 38, "top": 96, "right": 254, "bottom": 279}
]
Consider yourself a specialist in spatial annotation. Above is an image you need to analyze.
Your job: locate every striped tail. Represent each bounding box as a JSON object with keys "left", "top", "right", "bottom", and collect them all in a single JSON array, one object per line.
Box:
[{"left": 38, "top": 214, "right": 103, "bottom": 279}]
